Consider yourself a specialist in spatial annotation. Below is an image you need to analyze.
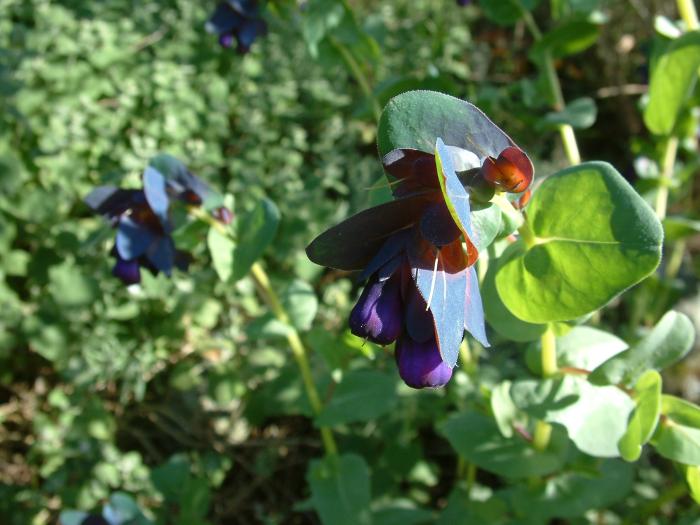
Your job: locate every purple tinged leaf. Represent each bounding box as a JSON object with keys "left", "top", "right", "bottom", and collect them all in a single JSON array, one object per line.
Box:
[
  {"left": 464, "top": 266, "right": 489, "bottom": 348},
  {"left": 420, "top": 202, "right": 462, "bottom": 247},
  {"left": 146, "top": 236, "right": 175, "bottom": 275},
  {"left": 408, "top": 235, "right": 468, "bottom": 369},
  {"left": 206, "top": 3, "right": 244, "bottom": 34},
  {"left": 84, "top": 186, "right": 142, "bottom": 218},
  {"left": 116, "top": 217, "right": 155, "bottom": 260},
  {"left": 143, "top": 167, "right": 170, "bottom": 230},
  {"left": 434, "top": 138, "right": 478, "bottom": 265},
  {"left": 306, "top": 193, "right": 434, "bottom": 271},
  {"left": 359, "top": 229, "right": 410, "bottom": 281}
]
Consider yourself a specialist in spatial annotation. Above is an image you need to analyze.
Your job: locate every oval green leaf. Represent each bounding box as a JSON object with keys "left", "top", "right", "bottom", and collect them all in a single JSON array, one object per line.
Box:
[
  {"left": 617, "top": 370, "right": 662, "bottom": 462},
  {"left": 495, "top": 162, "right": 663, "bottom": 323}
]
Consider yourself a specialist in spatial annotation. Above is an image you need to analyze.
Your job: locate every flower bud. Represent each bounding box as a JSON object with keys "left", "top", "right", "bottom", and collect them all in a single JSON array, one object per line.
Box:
[
  {"left": 112, "top": 256, "right": 141, "bottom": 285},
  {"left": 349, "top": 273, "right": 402, "bottom": 345},
  {"left": 395, "top": 333, "right": 453, "bottom": 389}
]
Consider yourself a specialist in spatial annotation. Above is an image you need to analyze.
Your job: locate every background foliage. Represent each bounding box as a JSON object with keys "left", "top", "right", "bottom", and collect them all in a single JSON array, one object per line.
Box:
[{"left": 2, "top": 0, "right": 700, "bottom": 524}]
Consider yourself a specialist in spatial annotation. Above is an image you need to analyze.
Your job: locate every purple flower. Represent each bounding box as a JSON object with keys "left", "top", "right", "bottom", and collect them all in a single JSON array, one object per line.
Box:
[
  {"left": 396, "top": 332, "right": 453, "bottom": 389},
  {"left": 206, "top": 1, "right": 268, "bottom": 54},
  {"left": 456, "top": 0, "right": 472, "bottom": 6},
  {"left": 86, "top": 159, "right": 230, "bottom": 285},
  {"left": 349, "top": 271, "right": 403, "bottom": 345},
  {"left": 80, "top": 516, "right": 110, "bottom": 525}
]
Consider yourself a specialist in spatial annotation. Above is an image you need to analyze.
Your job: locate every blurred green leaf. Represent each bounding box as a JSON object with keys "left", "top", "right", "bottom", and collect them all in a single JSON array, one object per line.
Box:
[
  {"left": 281, "top": 279, "right": 318, "bottom": 331},
  {"left": 233, "top": 198, "right": 280, "bottom": 281},
  {"left": 308, "top": 454, "right": 372, "bottom": 525},
  {"left": 316, "top": 370, "right": 397, "bottom": 426},
  {"left": 496, "top": 162, "right": 663, "bottom": 323},
  {"left": 440, "top": 411, "right": 569, "bottom": 478},
  {"left": 530, "top": 20, "right": 601, "bottom": 60},
  {"left": 471, "top": 204, "right": 502, "bottom": 252},
  {"left": 479, "top": 0, "right": 542, "bottom": 26},
  {"left": 663, "top": 215, "right": 700, "bottom": 241},
  {"left": 49, "top": 261, "right": 99, "bottom": 307},
  {"left": 618, "top": 370, "right": 662, "bottom": 461},
  {"left": 543, "top": 97, "right": 597, "bottom": 129},
  {"left": 207, "top": 227, "right": 235, "bottom": 282},
  {"left": 644, "top": 31, "right": 700, "bottom": 135},
  {"left": 652, "top": 395, "right": 700, "bottom": 464},
  {"left": 589, "top": 311, "right": 695, "bottom": 386}
]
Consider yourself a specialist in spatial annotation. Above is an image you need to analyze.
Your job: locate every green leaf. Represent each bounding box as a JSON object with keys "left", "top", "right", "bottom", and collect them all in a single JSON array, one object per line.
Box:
[
  {"left": 207, "top": 227, "right": 235, "bottom": 282},
  {"left": 300, "top": 0, "right": 345, "bottom": 58},
  {"left": 502, "top": 460, "right": 634, "bottom": 521},
  {"left": 685, "top": 465, "right": 700, "bottom": 505},
  {"left": 372, "top": 501, "right": 434, "bottom": 525},
  {"left": 652, "top": 395, "right": 700, "bottom": 465},
  {"left": 377, "top": 90, "right": 523, "bottom": 159},
  {"left": 495, "top": 162, "right": 663, "bottom": 323},
  {"left": 437, "top": 491, "right": 509, "bottom": 525},
  {"left": 618, "top": 370, "right": 662, "bottom": 461},
  {"left": 233, "top": 198, "right": 280, "bottom": 281},
  {"left": 59, "top": 511, "right": 89, "bottom": 525},
  {"left": 479, "top": 0, "right": 541, "bottom": 26},
  {"left": 663, "top": 215, "right": 700, "bottom": 241},
  {"left": 491, "top": 380, "right": 524, "bottom": 438},
  {"left": 49, "top": 261, "right": 99, "bottom": 307},
  {"left": 543, "top": 97, "right": 597, "bottom": 129},
  {"left": 526, "top": 326, "right": 628, "bottom": 374},
  {"left": 644, "top": 31, "right": 700, "bottom": 135},
  {"left": 316, "top": 370, "right": 397, "bottom": 426},
  {"left": 308, "top": 454, "right": 372, "bottom": 525},
  {"left": 589, "top": 311, "right": 695, "bottom": 386},
  {"left": 511, "top": 376, "right": 635, "bottom": 457},
  {"left": 440, "top": 411, "right": 569, "bottom": 478},
  {"left": 281, "top": 279, "right": 318, "bottom": 331},
  {"left": 530, "top": 20, "right": 601, "bottom": 60},
  {"left": 483, "top": 243, "right": 546, "bottom": 343}
]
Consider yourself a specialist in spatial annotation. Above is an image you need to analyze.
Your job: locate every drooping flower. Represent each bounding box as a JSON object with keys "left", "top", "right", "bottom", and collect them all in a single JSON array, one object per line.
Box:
[
  {"left": 85, "top": 158, "right": 231, "bottom": 285},
  {"left": 307, "top": 135, "right": 533, "bottom": 389},
  {"left": 206, "top": 1, "right": 268, "bottom": 54}
]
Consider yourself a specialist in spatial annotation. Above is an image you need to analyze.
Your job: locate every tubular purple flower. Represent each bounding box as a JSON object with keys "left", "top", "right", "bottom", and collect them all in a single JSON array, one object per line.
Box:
[
  {"left": 349, "top": 272, "right": 403, "bottom": 345},
  {"left": 395, "top": 332, "right": 453, "bottom": 389},
  {"left": 112, "top": 254, "right": 141, "bottom": 285}
]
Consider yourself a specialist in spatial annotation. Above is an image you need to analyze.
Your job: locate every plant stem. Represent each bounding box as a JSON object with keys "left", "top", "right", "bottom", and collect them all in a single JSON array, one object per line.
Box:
[
  {"left": 518, "top": 1, "right": 582, "bottom": 165},
  {"left": 541, "top": 324, "right": 558, "bottom": 377},
  {"left": 189, "top": 206, "right": 338, "bottom": 456},
  {"left": 250, "top": 262, "right": 338, "bottom": 456},
  {"left": 678, "top": 0, "right": 700, "bottom": 30},
  {"left": 517, "top": 219, "right": 537, "bottom": 248},
  {"left": 532, "top": 324, "right": 557, "bottom": 451},
  {"left": 328, "top": 36, "right": 382, "bottom": 122},
  {"left": 655, "top": 136, "right": 679, "bottom": 220}
]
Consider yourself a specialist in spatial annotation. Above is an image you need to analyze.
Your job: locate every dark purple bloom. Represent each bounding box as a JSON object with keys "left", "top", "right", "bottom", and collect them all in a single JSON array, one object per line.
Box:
[
  {"left": 349, "top": 271, "right": 403, "bottom": 345},
  {"left": 396, "top": 332, "right": 453, "bottom": 389},
  {"left": 206, "top": 1, "right": 268, "bottom": 54},
  {"left": 456, "top": 0, "right": 472, "bottom": 6},
  {"left": 81, "top": 516, "right": 110, "bottom": 525},
  {"left": 86, "top": 159, "right": 230, "bottom": 285}
]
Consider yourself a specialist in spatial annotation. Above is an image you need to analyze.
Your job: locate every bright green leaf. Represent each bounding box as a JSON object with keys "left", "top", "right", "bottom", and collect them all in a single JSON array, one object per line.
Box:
[
  {"left": 543, "top": 97, "right": 597, "bottom": 129},
  {"left": 496, "top": 162, "right": 663, "bottom": 323},
  {"left": 644, "top": 31, "right": 700, "bottom": 135},
  {"left": 531, "top": 20, "right": 601, "bottom": 60},
  {"left": 618, "top": 370, "right": 662, "bottom": 461}
]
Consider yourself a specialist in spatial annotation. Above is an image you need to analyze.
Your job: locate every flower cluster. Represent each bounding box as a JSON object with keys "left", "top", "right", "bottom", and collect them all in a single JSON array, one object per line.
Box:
[
  {"left": 307, "top": 136, "right": 532, "bottom": 389},
  {"left": 85, "top": 156, "right": 231, "bottom": 285},
  {"left": 206, "top": 0, "right": 267, "bottom": 54}
]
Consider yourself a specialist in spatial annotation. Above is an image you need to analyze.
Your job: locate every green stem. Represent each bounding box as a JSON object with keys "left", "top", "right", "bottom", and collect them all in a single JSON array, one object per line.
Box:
[
  {"left": 328, "top": 36, "right": 382, "bottom": 121},
  {"left": 532, "top": 324, "right": 557, "bottom": 451},
  {"left": 191, "top": 206, "right": 338, "bottom": 456},
  {"left": 518, "top": 1, "right": 581, "bottom": 165},
  {"left": 678, "top": 0, "right": 700, "bottom": 30},
  {"left": 541, "top": 324, "right": 558, "bottom": 377},
  {"left": 517, "top": 219, "right": 537, "bottom": 248},
  {"left": 655, "top": 136, "right": 679, "bottom": 220},
  {"left": 250, "top": 262, "right": 338, "bottom": 456}
]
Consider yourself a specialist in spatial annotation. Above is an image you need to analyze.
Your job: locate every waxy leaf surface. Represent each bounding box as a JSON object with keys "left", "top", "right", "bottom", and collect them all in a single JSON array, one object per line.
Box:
[
  {"left": 589, "top": 311, "right": 694, "bottom": 386},
  {"left": 496, "top": 162, "right": 663, "bottom": 323},
  {"left": 652, "top": 395, "right": 700, "bottom": 465},
  {"left": 377, "top": 91, "right": 524, "bottom": 163},
  {"left": 618, "top": 370, "right": 662, "bottom": 462}
]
